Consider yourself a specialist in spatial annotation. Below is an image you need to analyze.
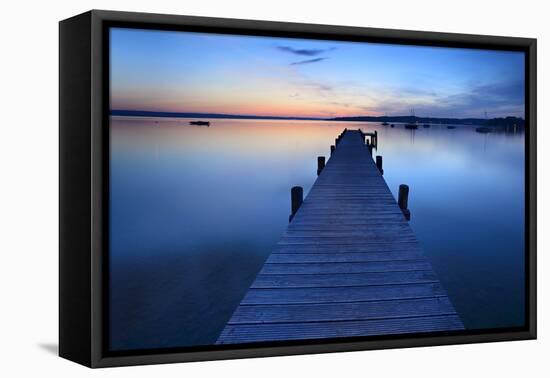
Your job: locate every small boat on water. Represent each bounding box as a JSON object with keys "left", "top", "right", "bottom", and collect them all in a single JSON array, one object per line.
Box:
[
  {"left": 404, "top": 108, "right": 418, "bottom": 129},
  {"left": 381, "top": 113, "right": 389, "bottom": 126},
  {"left": 447, "top": 125, "right": 456, "bottom": 129},
  {"left": 190, "top": 120, "right": 210, "bottom": 126},
  {"left": 476, "top": 112, "right": 491, "bottom": 133},
  {"left": 390, "top": 124, "right": 395, "bottom": 128},
  {"left": 476, "top": 126, "right": 491, "bottom": 133}
]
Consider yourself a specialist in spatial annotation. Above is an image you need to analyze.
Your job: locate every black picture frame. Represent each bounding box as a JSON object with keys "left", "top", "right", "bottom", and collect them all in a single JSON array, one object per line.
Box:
[{"left": 59, "top": 9, "right": 537, "bottom": 368}]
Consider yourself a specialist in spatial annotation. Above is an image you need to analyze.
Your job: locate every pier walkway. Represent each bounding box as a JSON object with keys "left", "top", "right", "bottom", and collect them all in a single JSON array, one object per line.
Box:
[{"left": 216, "top": 129, "right": 463, "bottom": 344}]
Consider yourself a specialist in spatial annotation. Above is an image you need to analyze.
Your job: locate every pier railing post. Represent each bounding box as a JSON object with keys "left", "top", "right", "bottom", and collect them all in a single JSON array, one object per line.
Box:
[
  {"left": 317, "top": 156, "right": 326, "bottom": 176},
  {"left": 366, "top": 139, "right": 372, "bottom": 156},
  {"left": 289, "top": 186, "right": 303, "bottom": 222},
  {"left": 398, "top": 184, "right": 411, "bottom": 220},
  {"left": 376, "top": 155, "right": 383, "bottom": 174}
]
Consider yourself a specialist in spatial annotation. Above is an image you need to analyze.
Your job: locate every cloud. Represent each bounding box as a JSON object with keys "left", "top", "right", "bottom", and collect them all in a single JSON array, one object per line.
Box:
[
  {"left": 329, "top": 101, "right": 352, "bottom": 108},
  {"left": 451, "top": 81, "right": 524, "bottom": 106},
  {"left": 398, "top": 87, "right": 438, "bottom": 98},
  {"left": 359, "top": 79, "right": 525, "bottom": 118},
  {"left": 276, "top": 46, "right": 334, "bottom": 56},
  {"left": 300, "top": 80, "right": 332, "bottom": 92},
  {"left": 433, "top": 80, "right": 525, "bottom": 117},
  {"left": 290, "top": 57, "right": 328, "bottom": 66}
]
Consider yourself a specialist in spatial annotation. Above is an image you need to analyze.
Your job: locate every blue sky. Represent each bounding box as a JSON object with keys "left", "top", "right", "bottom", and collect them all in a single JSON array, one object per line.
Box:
[{"left": 110, "top": 27, "right": 525, "bottom": 119}]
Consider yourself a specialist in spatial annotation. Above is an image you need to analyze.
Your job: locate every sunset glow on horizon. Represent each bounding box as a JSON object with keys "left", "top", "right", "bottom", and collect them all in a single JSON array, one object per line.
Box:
[{"left": 110, "top": 28, "right": 525, "bottom": 119}]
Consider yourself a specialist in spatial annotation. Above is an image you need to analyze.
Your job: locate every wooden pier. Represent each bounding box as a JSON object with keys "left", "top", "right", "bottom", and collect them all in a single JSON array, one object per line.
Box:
[{"left": 216, "top": 129, "right": 463, "bottom": 344}]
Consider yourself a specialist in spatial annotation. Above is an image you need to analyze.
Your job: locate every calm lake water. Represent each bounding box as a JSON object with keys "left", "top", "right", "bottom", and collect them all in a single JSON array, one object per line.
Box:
[{"left": 109, "top": 116, "right": 525, "bottom": 351}]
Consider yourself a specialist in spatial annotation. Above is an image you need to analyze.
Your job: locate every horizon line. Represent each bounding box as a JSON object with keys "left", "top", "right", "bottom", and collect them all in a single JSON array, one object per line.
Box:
[{"left": 110, "top": 109, "right": 525, "bottom": 121}]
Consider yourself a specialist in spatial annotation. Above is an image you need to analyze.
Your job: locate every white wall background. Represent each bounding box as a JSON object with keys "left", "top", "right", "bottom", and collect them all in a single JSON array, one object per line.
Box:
[{"left": 0, "top": 0, "right": 547, "bottom": 376}]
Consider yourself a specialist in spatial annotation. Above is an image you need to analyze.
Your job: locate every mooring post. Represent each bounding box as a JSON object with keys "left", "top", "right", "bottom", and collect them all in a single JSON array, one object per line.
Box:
[
  {"left": 374, "top": 130, "right": 378, "bottom": 148},
  {"left": 398, "top": 184, "right": 411, "bottom": 220},
  {"left": 376, "top": 155, "right": 383, "bottom": 174},
  {"left": 289, "top": 186, "right": 303, "bottom": 222},
  {"left": 317, "top": 156, "right": 326, "bottom": 176},
  {"left": 330, "top": 145, "right": 335, "bottom": 155},
  {"left": 366, "top": 139, "right": 372, "bottom": 155}
]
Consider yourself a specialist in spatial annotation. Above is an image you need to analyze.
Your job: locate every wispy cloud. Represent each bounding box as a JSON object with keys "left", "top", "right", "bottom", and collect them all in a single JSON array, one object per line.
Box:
[
  {"left": 398, "top": 87, "right": 438, "bottom": 98},
  {"left": 328, "top": 101, "right": 352, "bottom": 108},
  {"left": 432, "top": 80, "right": 525, "bottom": 117},
  {"left": 276, "top": 46, "right": 335, "bottom": 56},
  {"left": 299, "top": 80, "right": 332, "bottom": 92},
  {"left": 291, "top": 57, "right": 328, "bottom": 66},
  {"left": 348, "top": 79, "right": 525, "bottom": 118}
]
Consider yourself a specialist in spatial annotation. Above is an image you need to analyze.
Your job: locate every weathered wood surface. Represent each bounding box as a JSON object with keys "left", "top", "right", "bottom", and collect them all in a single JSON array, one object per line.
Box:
[{"left": 216, "top": 130, "right": 463, "bottom": 344}]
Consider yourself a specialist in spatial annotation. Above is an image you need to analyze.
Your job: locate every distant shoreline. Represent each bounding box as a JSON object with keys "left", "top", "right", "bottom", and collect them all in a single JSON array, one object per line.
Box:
[
  {"left": 110, "top": 110, "right": 525, "bottom": 127},
  {"left": 110, "top": 110, "right": 322, "bottom": 121}
]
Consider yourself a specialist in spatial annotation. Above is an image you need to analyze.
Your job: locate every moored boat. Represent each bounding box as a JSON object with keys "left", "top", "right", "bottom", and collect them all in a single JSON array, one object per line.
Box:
[
  {"left": 190, "top": 120, "right": 210, "bottom": 126},
  {"left": 476, "top": 112, "right": 491, "bottom": 133},
  {"left": 476, "top": 126, "right": 491, "bottom": 133},
  {"left": 404, "top": 108, "right": 418, "bottom": 129},
  {"left": 381, "top": 113, "right": 389, "bottom": 126}
]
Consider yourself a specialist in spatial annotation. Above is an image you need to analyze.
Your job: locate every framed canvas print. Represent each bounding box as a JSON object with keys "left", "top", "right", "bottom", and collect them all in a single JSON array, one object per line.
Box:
[{"left": 59, "top": 10, "right": 536, "bottom": 368}]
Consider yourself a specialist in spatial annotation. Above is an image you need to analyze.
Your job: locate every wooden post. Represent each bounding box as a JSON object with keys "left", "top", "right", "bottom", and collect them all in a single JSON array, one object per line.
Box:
[
  {"left": 330, "top": 145, "right": 335, "bottom": 155},
  {"left": 374, "top": 130, "right": 378, "bottom": 148},
  {"left": 289, "top": 186, "right": 303, "bottom": 222},
  {"left": 317, "top": 156, "right": 325, "bottom": 176},
  {"left": 398, "top": 184, "right": 411, "bottom": 220},
  {"left": 376, "top": 155, "right": 383, "bottom": 174},
  {"left": 366, "top": 139, "right": 372, "bottom": 155}
]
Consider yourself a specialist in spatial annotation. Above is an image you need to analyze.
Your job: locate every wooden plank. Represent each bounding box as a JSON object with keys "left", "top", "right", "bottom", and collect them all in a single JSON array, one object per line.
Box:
[
  {"left": 251, "top": 270, "right": 438, "bottom": 288},
  {"left": 259, "top": 260, "right": 432, "bottom": 274},
  {"left": 241, "top": 283, "right": 449, "bottom": 305},
  {"left": 271, "top": 243, "right": 424, "bottom": 253},
  {"left": 216, "top": 130, "right": 463, "bottom": 344},
  {"left": 228, "top": 297, "right": 457, "bottom": 324},
  {"left": 283, "top": 228, "right": 416, "bottom": 237},
  {"left": 276, "top": 238, "right": 419, "bottom": 245},
  {"left": 217, "top": 315, "right": 464, "bottom": 344},
  {"left": 267, "top": 251, "right": 426, "bottom": 263}
]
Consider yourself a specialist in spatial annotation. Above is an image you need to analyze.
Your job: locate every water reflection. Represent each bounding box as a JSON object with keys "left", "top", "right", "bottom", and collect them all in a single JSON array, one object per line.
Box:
[{"left": 109, "top": 116, "right": 525, "bottom": 351}]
